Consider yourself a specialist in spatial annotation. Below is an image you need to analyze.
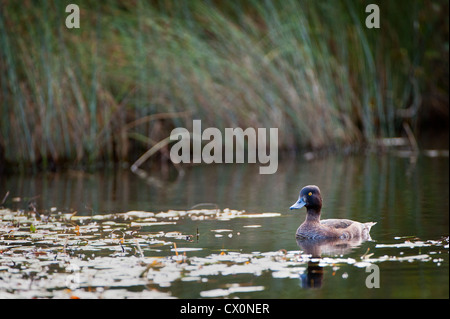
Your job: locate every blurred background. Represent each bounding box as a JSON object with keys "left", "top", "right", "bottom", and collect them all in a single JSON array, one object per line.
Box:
[{"left": 0, "top": 0, "right": 448, "bottom": 172}]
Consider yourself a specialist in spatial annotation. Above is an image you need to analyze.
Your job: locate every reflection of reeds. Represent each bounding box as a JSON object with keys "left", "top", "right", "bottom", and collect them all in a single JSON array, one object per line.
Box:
[{"left": 0, "top": 1, "right": 447, "bottom": 169}]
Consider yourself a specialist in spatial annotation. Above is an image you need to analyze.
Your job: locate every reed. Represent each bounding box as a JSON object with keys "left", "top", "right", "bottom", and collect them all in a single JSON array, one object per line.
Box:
[{"left": 0, "top": 0, "right": 447, "bottom": 170}]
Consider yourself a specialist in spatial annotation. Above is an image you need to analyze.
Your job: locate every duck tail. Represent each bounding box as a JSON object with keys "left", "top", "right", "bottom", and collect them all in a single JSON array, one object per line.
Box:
[{"left": 365, "top": 222, "right": 377, "bottom": 230}]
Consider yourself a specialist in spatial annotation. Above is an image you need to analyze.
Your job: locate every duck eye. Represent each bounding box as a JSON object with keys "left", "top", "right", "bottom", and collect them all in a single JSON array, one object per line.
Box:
[{"left": 308, "top": 192, "right": 312, "bottom": 196}]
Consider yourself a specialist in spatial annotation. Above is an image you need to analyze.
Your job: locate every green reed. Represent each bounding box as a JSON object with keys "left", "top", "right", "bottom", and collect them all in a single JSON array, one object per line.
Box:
[{"left": 0, "top": 0, "right": 447, "bottom": 170}]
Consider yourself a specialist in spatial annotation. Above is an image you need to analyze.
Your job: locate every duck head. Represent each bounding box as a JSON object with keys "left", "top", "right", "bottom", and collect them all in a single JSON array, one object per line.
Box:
[{"left": 290, "top": 185, "right": 322, "bottom": 211}]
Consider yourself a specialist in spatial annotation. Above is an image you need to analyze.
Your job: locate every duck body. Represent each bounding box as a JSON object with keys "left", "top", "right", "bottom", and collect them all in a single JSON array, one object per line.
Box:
[
  {"left": 296, "top": 218, "right": 376, "bottom": 240},
  {"left": 290, "top": 185, "right": 376, "bottom": 240}
]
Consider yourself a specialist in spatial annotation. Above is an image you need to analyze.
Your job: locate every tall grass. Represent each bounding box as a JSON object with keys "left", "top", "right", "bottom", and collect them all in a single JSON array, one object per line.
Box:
[{"left": 0, "top": 0, "right": 448, "bottom": 170}]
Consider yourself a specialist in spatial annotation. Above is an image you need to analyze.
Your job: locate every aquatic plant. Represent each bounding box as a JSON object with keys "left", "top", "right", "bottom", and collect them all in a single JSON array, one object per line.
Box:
[{"left": 0, "top": 0, "right": 447, "bottom": 170}]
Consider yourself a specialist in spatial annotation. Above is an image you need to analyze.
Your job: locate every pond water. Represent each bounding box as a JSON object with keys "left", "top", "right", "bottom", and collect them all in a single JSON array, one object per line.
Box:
[{"left": 0, "top": 152, "right": 448, "bottom": 299}]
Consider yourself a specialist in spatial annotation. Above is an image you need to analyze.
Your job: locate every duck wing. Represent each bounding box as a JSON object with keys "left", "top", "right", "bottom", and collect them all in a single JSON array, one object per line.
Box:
[{"left": 320, "top": 219, "right": 355, "bottom": 229}]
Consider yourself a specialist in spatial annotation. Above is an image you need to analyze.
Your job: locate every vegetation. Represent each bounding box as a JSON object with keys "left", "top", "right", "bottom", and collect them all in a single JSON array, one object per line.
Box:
[{"left": 0, "top": 0, "right": 448, "bottom": 170}]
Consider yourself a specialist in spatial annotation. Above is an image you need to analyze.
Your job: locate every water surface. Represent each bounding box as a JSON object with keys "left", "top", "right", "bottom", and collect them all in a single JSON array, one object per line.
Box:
[{"left": 0, "top": 152, "right": 448, "bottom": 298}]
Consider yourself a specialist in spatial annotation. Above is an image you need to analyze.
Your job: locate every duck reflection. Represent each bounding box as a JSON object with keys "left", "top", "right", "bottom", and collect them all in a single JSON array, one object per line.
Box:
[{"left": 297, "top": 236, "right": 370, "bottom": 289}]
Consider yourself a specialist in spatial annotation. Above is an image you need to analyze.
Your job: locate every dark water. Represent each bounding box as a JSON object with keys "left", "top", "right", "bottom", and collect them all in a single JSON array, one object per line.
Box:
[{"left": 1, "top": 152, "right": 448, "bottom": 298}]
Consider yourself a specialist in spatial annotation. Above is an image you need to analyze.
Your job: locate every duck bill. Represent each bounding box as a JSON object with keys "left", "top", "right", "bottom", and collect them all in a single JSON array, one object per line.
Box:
[{"left": 290, "top": 198, "right": 306, "bottom": 210}]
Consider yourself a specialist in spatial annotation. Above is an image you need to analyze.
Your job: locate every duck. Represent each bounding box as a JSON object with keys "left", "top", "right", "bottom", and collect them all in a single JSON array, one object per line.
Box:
[{"left": 290, "top": 185, "right": 376, "bottom": 240}]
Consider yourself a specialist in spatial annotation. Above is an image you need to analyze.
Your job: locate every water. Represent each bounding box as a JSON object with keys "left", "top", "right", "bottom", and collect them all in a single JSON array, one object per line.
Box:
[{"left": 0, "top": 152, "right": 448, "bottom": 298}]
